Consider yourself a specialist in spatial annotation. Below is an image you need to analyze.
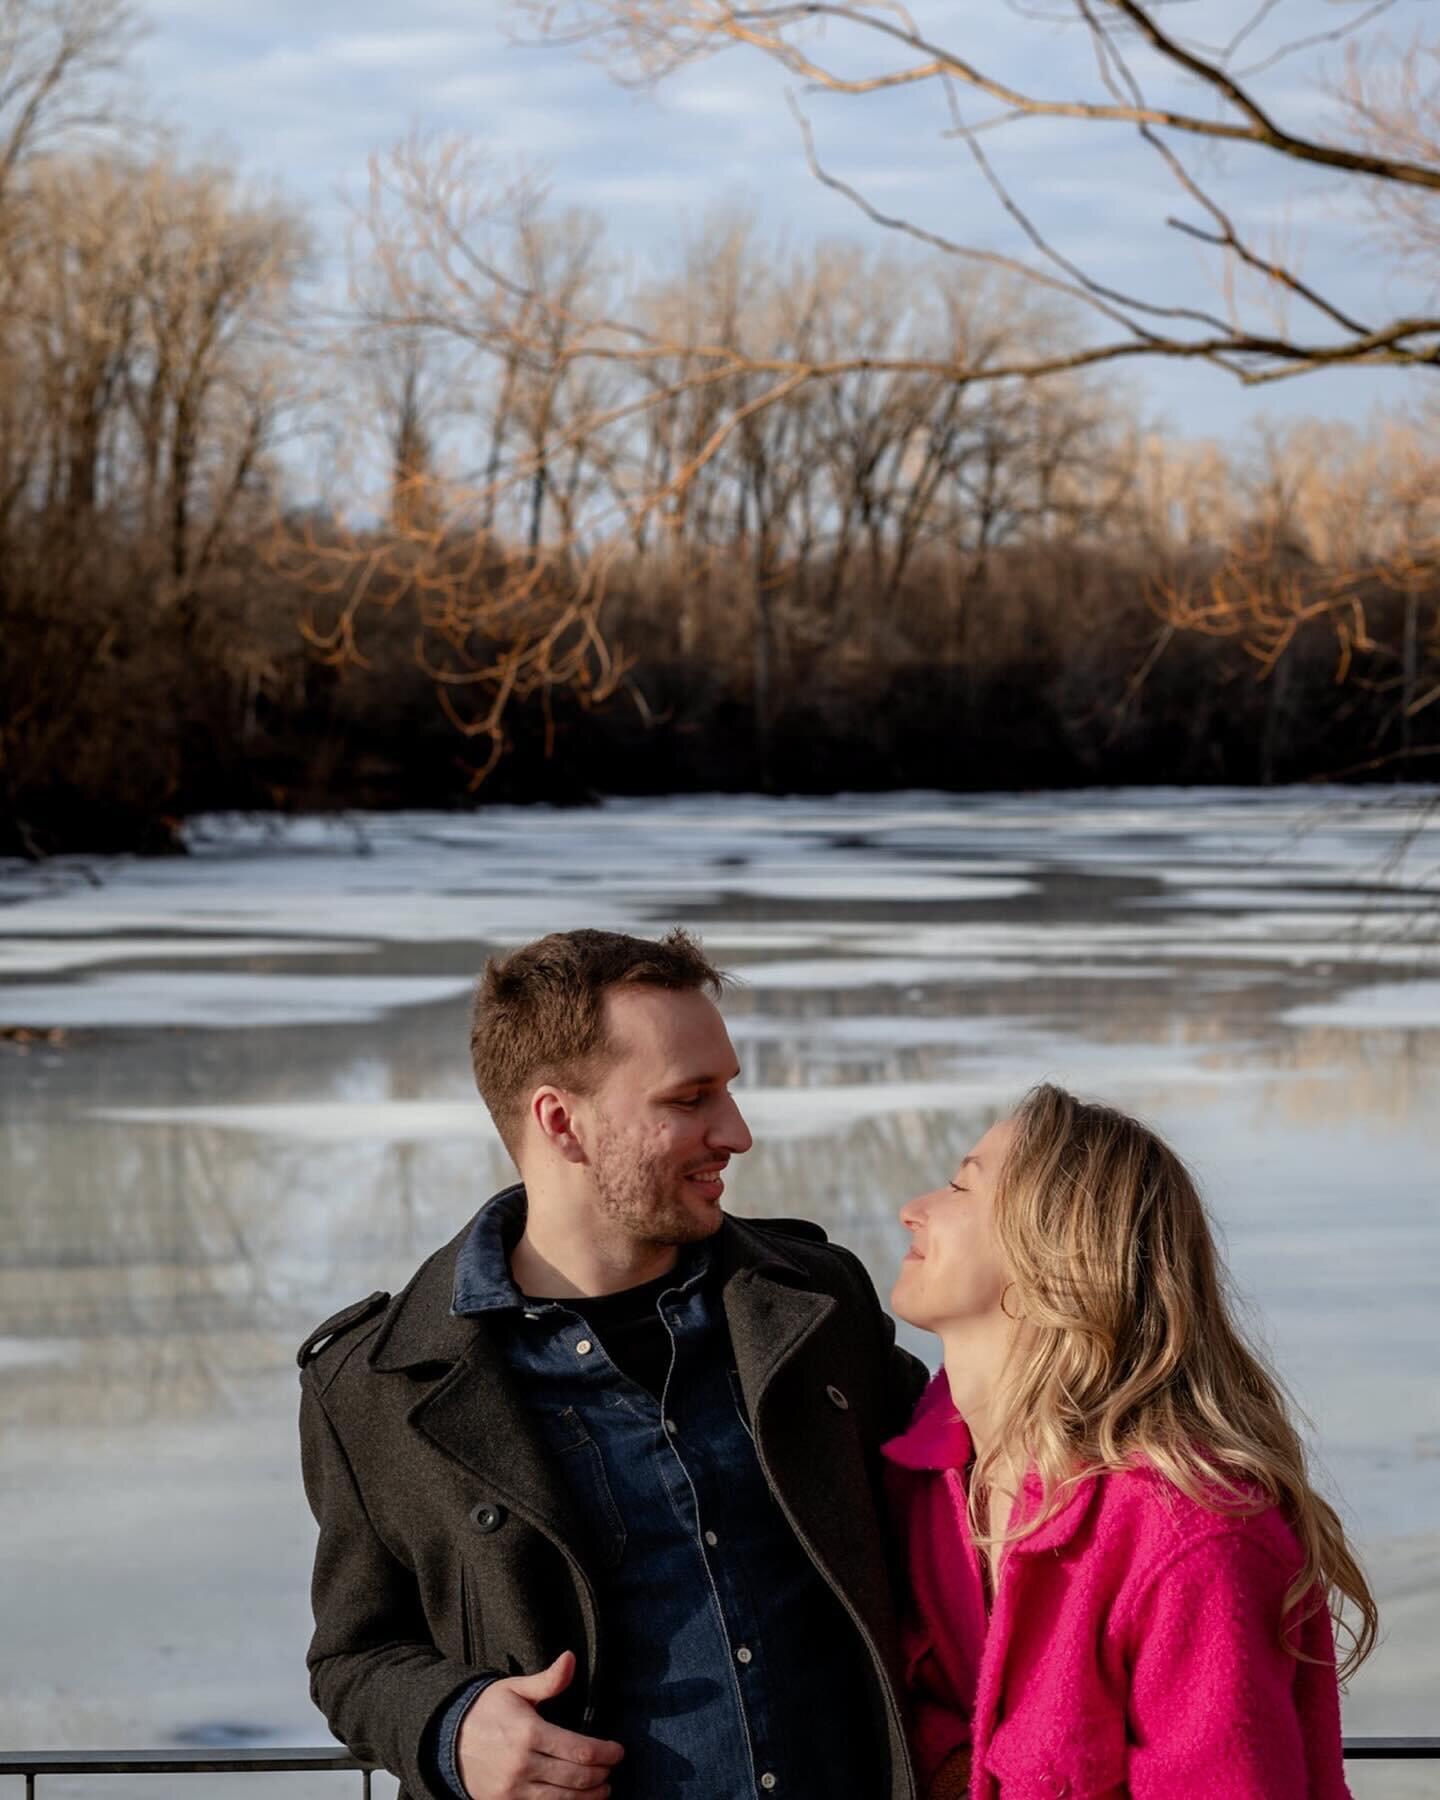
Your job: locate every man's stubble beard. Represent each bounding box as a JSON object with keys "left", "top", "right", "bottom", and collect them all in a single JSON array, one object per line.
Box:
[{"left": 590, "top": 1114, "right": 720, "bottom": 1248}]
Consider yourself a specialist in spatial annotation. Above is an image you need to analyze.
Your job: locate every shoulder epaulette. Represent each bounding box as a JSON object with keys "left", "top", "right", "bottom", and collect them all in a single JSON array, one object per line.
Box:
[{"left": 297, "top": 1290, "right": 390, "bottom": 1369}]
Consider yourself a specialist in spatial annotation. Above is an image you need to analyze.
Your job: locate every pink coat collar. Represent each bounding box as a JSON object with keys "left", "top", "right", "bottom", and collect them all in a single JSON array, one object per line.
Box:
[{"left": 882, "top": 1372, "right": 1099, "bottom": 1552}]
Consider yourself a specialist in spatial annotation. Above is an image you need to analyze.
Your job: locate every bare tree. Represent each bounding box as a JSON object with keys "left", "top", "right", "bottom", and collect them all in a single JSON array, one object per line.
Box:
[
  {"left": 276, "top": 138, "right": 633, "bottom": 785},
  {"left": 122, "top": 159, "right": 306, "bottom": 628},
  {"left": 520, "top": 0, "right": 1440, "bottom": 387},
  {"left": 510, "top": 1, "right": 1440, "bottom": 760},
  {"left": 0, "top": 144, "right": 307, "bottom": 852},
  {"left": 0, "top": 0, "right": 138, "bottom": 530},
  {"left": 0, "top": 0, "right": 138, "bottom": 209},
  {"left": 1148, "top": 412, "right": 1440, "bottom": 767}
]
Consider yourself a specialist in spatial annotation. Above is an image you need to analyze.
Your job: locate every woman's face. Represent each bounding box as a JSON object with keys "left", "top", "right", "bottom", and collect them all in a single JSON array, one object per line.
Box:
[{"left": 891, "top": 1115, "right": 1017, "bottom": 1332}]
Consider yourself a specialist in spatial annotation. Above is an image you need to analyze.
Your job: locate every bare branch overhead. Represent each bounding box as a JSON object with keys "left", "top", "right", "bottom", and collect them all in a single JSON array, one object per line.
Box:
[{"left": 518, "top": 0, "right": 1440, "bottom": 388}]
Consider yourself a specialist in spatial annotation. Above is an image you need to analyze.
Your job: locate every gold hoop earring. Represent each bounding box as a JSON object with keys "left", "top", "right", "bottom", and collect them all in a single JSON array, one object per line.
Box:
[{"left": 1000, "top": 1284, "right": 1022, "bottom": 1321}]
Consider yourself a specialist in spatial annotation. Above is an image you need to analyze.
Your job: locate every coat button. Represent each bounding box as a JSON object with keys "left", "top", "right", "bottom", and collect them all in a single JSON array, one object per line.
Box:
[
  {"left": 825, "top": 1384, "right": 850, "bottom": 1410},
  {"left": 469, "top": 1501, "right": 506, "bottom": 1534}
]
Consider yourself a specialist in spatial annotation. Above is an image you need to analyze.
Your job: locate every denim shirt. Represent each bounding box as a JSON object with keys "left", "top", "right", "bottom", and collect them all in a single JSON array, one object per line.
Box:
[{"left": 432, "top": 1186, "right": 878, "bottom": 1800}]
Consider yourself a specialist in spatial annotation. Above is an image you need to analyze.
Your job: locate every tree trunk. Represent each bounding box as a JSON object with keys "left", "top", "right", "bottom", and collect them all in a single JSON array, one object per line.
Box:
[{"left": 749, "top": 475, "right": 775, "bottom": 792}]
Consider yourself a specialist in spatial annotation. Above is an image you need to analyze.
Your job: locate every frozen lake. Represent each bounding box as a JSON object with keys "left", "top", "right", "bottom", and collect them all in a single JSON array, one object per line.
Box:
[{"left": 2, "top": 789, "right": 1438, "bottom": 1796}]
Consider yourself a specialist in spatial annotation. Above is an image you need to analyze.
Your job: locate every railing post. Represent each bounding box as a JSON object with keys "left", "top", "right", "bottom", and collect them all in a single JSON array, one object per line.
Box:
[{"left": 361, "top": 1770, "right": 371, "bottom": 1800}]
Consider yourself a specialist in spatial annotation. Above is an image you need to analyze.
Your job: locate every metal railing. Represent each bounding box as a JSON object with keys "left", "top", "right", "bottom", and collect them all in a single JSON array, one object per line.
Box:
[
  {"left": 0, "top": 1751, "right": 370, "bottom": 1797},
  {"left": 2, "top": 1741, "right": 1438, "bottom": 1792}
]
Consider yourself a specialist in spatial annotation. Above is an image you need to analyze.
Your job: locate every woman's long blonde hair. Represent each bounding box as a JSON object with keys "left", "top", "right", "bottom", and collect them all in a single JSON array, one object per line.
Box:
[{"left": 980, "top": 1082, "right": 1377, "bottom": 1680}]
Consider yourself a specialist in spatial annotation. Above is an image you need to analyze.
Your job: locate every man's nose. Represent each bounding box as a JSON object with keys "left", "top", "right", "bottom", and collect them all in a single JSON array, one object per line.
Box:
[{"left": 711, "top": 1091, "right": 754, "bottom": 1155}]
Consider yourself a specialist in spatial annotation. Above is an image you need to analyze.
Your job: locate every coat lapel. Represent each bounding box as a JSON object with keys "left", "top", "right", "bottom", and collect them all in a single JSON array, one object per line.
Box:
[
  {"left": 719, "top": 1217, "right": 903, "bottom": 1683},
  {"left": 724, "top": 1265, "right": 838, "bottom": 1404},
  {"left": 366, "top": 1224, "right": 590, "bottom": 1569},
  {"left": 410, "top": 1326, "right": 590, "bottom": 1558}
]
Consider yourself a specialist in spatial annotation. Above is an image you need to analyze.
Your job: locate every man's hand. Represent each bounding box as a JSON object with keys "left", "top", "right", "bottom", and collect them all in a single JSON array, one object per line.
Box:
[
  {"left": 926, "top": 1745, "right": 972, "bottom": 1800},
  {"left": 455, "top": 1651, "right": 624, "bottom": 1799}
]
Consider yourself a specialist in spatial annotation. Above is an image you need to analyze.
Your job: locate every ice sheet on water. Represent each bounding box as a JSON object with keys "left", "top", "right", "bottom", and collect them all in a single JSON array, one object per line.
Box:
[
  {"left": 829, "top": 913, "right": 1437, "bottom": 966},
  {"left": 724, "top": 1011, "right": 1041, "bottom": 1045},
  {"left": 2, "top": 791, "right": 1436, "bottom": 1012},
  {"left": 663, "top": 869, "right": 1034, "bottom": 902},
  {"left": 0, "top": 1337, "right": 81, "bottom": 1371},
  {"left": 734, "top": 956, "right": 1045, "bottom": 989},
  {"left": 730, "top": 954, "right": 1167, "bottom": 988},
  {"left": 0, "top": 935, "right": 375, "bottom": 976},
  {"left": 0, "top": 887, "right": 635, "bottom": 944},
  {"left": 1129, "top": 885, "right": 1437, "bottom": 912},
  {"left": 1282, "top": 979, "right": 1440, "bottom": 1030},
  {"left": 0, "top": 971, "right": 473, "bottom": 1029}
]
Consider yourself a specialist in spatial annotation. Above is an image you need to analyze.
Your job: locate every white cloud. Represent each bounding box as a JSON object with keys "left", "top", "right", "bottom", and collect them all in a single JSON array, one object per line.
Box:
[{"left": 326, "top": 29, "right": 479, "bottom": 70}]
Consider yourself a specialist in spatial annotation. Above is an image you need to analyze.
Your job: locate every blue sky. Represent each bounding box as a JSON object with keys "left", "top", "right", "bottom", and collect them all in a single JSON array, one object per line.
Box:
[{"left": 131, "top": 0, "right": 1435, "bottom": 442}]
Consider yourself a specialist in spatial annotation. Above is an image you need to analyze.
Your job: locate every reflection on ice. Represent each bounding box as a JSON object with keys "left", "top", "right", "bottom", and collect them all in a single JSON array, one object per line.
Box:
[{"left": 89, "top": 1042, "right": 1328, "bottom": 1147}]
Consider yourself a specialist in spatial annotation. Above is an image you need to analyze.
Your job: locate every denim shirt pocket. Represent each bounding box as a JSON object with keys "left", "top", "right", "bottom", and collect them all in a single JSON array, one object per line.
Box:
[{"left": 534, "top": 1404, "right": 628, "bottom": 1571}]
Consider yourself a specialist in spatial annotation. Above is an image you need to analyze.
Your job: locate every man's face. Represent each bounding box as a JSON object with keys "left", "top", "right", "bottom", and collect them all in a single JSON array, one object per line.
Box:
[{"left": 575, "top": 985, "right": 753, "bottom": 1247}]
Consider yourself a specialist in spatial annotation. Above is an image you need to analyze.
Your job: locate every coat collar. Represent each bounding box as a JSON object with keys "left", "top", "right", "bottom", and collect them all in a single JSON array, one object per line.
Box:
[
  {"left": 882, "top": 1372, "right": 1099, "bottom": 1555},
  {"left": 882, "top": 1370, "right": 969, "bottom": 1471},
  {"left": 367, "top": 1209, "right": 487, "bottom": 1373},
  {"left": 367, "top": 1191, "right": 822, "bottom": 1375}
]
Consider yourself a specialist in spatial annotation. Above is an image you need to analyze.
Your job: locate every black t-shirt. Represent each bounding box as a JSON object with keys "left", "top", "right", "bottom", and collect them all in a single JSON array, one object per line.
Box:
[{"left": 523, "top": 1268, "right": 679, "bottom": 1398}]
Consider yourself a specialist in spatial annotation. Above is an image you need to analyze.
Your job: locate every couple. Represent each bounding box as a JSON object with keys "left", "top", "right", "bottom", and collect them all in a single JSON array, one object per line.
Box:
[{"left": 299, "top": 928, "right": 1376, "bottom": 1800}]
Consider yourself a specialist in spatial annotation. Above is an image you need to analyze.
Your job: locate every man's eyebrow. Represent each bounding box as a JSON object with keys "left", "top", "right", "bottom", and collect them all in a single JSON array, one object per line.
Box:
[{"left": 662, "top": 1067, "right": 742, "bottom": 1090}]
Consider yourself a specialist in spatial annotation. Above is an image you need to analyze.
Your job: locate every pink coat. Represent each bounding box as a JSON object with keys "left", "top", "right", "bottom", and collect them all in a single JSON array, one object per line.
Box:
[{"left": 883, "top": 1374, "right": 1352, "bottom": 1799}]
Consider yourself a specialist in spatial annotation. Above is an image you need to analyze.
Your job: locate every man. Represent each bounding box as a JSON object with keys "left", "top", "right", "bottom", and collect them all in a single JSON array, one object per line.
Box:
[{"left": 299, "top": 928, "right": 927, "bottom": 1800}]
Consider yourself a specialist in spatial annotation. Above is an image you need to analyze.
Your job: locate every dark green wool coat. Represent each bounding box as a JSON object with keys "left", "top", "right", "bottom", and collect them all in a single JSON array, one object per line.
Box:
[{"left": 298, "top": 1211, "right": 929, "bottom": 1800}]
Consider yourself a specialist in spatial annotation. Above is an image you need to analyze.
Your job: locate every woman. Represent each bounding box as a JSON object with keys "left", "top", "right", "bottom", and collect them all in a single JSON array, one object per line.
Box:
[{"left": 884, "top": 1083, "right": 1377, "bottom": 1800}]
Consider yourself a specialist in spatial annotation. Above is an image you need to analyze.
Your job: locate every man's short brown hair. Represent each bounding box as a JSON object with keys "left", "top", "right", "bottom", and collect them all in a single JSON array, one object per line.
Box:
[{"left": 470, "top": 927, "right": 727, "bottom": 1155}]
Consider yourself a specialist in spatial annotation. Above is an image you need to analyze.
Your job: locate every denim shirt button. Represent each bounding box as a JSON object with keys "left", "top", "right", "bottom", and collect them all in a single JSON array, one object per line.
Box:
[
  {"left": 575, "top": 1339, "right": 594, "bottom": 1356},
  {"left": 735, "top": 1645, "right": 753, "bottom": 1665},
  {"left": 825, "top": 1384, "right": 850, "bottom": 1410},
  {"left": 760, "top": 1775, "right": 777, "bottom": 1790}
]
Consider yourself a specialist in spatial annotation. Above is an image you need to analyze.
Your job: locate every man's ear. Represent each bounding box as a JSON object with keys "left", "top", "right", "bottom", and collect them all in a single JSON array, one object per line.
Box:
[{"left": 532, "top": 1087, "right": 588, "bottom": 1165}]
